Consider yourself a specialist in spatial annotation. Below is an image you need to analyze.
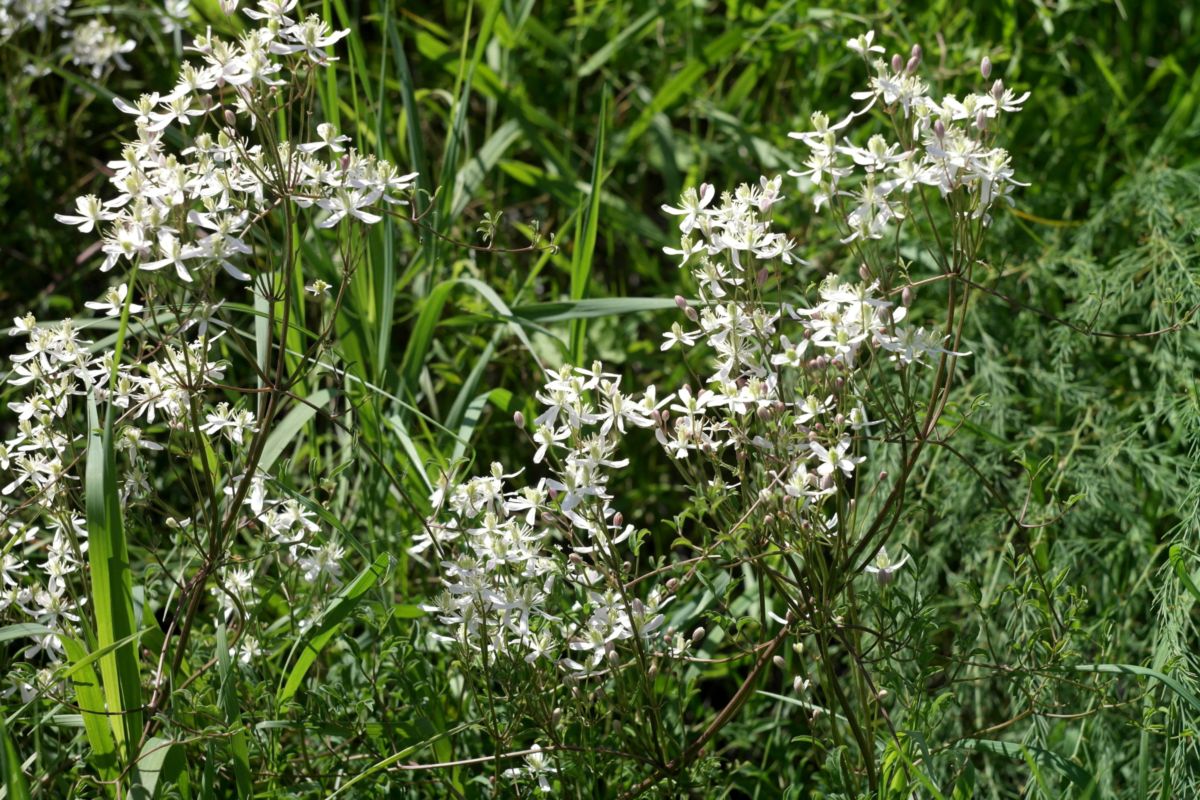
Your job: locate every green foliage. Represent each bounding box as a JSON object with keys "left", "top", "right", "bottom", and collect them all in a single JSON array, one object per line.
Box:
[{"left": 2, "top": 0, "right": 1199, "bottom": 797}]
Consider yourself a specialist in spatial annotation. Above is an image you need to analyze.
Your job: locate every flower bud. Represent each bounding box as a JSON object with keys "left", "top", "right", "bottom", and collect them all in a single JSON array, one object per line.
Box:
[
  {"left": 991, "top": 78, "right": 1004, "bottom": 100},
  {"left": 877, "top": 688, "right": 889, "bottom": 700},
  {"left": 934, "top": 119, "right": 945, "bottom": 140},
  {"left": 773, "top": 655, "right": 786, "bottom": 670},
  {"left": 980, "top": 56, "right": 992, "bottom": 79},
  {"left": 608, "top": 649, "right": 620, "bottom": 665},
  {"left": 891, "top": 53, "right": 903, "bottom": 73},
  {"left": 820, "top": 474, "right": 835, "bottom": 491},
  {"left": 691, "top": 626, "right": 706, "bottom": 644},
  {"left": 674, "top": 294, "right": 689, "bottom": 311},
  {"left": 911, "top": 43, "right": 922, "bottom": 60},
  {"left": 622, "top": 560, "right": 631, "bottom": 573},
  {"left": 757, "top": 406, "right": 771, "bottom": 422},
  {"left": 975, "top": 110, "right": 988, "bottom": 131},
  {"left": 552, "top": 707, "right": 563, "bottom": 727},
  {"left": 793, "top": 676, "right": 810, "bottom": 693},
  {"left": 757, "top": 267, "right": 770, "bottom": 286},
  {"left": 513, "top": 410, "right": 525, "bottom": 428},
  {"left": 905, "top": 54, "right": 920, "bottom": 74},
  {"left": 902, "top": 286, "right": 914, "bottom": 307},
  {"left": 878, "top": 470, "right": 888, "bottom": 481},
  {"left": 859, "top": 263, "right": 871, "bottom": 281},
  {"left": 666, "top": 578, "right": 679, "bottom": 592},
  {"left": 613, "top": 512, "right": 623, "bottom": 528},
  {"left": 224, "top": 108, "right": 237, "bottom": 128}
]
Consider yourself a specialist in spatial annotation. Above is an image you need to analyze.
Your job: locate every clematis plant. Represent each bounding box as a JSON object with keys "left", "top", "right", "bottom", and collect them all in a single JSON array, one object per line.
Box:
[{"left": 418, "top": 29, "right": 1030, "bottom": 795}]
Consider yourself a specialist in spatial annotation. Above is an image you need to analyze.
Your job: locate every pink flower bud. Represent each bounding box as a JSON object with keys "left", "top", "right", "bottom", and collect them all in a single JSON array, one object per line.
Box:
[
  {"left": 691, "top": 626, "right": 706, "bottom": 644},
  {"left": 905, "top": 54, "right": 920, "bottom": 74},
  {"left": 975, "top": 110, "right": 988, "bottom": 131},
  {"left": 980, "top": 56, "right": 992, "bottom": 79},
  {"left": 513, "top": 410, "right": 525, "bottom": 428},
  {"left": 910, "top": 44, "right": 922, "bottom": 60},
  {"left": 902, "top": 286, "right": 913, "bottom": 307},
  {"left": 891, "top": 53, "right": 903, "bottom": 73}
]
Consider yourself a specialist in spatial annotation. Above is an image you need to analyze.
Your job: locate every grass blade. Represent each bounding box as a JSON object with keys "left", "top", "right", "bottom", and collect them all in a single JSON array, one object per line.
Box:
[
  {"left": 278, "top": 553, "right": 394, "bottom": 703},
  {"left": 0, "top": 712, "right": 31, "bottom": 800},
  {"left": 568, "top": 86, "right": 609, "bottom": 365},
  {"left": 85, "top": 392, "right": 143, "bottom": 764}
]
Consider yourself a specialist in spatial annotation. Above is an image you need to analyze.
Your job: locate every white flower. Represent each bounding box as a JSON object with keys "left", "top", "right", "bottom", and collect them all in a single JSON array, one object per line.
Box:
[
  {"left": 864, "top": 546, "right": 910, "bottom": 585},
  {"left": 54, "top": 195, "right": 115, "bottom": 233},
  {"left": 846, "top": 30, "right": 884, "bottom": 57},
  {"left": 85, "top": 284, "right": 144, "bottom": 318},
  {"left": 661, "top": 183, "right": 715, "bottom": 234},
  {"left": 298, "top": 122, "right": 351, "bottom": 154}
]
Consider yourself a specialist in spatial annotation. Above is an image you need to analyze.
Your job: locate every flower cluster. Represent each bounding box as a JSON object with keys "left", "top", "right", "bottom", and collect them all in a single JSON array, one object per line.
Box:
[
  {"left": 657, "top": 178, "right": 964, "bottom": 536},
  {"left": 2, "top": 1, "right": 409, "bottom": 695},
  {"left": 55, "top": 0, "right": 416, "bottom": 285},
  {"left": 416, "top": 363, "right": 682, "bottom": 673},
  {"left": 0, "top": 310, "right": 224, "bottom": 674},
  {"left": 1, "top": 0, "right": 142, "bottom": 78},
  {"left": 792, "top": 30, "right": 1028, "bottom": 237},
  {"left": 421, "top": 47, "right": 1031, "bottom": 788}
]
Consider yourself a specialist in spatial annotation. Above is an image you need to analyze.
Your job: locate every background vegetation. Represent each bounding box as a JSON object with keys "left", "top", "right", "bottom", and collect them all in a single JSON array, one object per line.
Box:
[{"left": 3, "top": 0, "right": 1200, "bottom": 796}]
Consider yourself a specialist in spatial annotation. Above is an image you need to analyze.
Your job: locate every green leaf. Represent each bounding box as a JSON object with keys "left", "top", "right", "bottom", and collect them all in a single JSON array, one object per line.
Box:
[
  {"left": 0, "top": 713, "right": 31, "bottom": 800},
  {"left": 952, "top": 738, "right": 1092, "bottom": 788},
  {"left": 215, "top": 626, "right": 252, "bottom": 798},
  {"left": 259, "top": 389, "right": 333, "bottom": 474},
  {"left": 1075, "top": 663, "right": 1200, "bottom": 715},
  {"left": 130, "top": 737, "right": 180, "bottom": 800},
  {"left": 85, "top": 392, "right": 143, "bottom": 764},
  {"left": 1168, "top": 545, "right": 1200, "bottom": 604},
  {"left": 569, "top": 86, "right": 609, "bottom": 364},
  {"left": 278, "top": 553, "right": 394, "bottom": 702},
  {"left": 60, "top": 635, "right": 119, "bottom": 787}
]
